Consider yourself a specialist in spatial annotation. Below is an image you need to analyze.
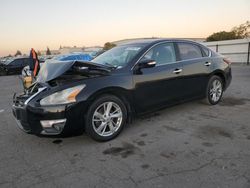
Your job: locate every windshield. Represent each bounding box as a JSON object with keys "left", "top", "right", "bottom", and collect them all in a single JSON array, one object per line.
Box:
[{"left": 92, "top": 45, "right": 143, "bottom": 68}]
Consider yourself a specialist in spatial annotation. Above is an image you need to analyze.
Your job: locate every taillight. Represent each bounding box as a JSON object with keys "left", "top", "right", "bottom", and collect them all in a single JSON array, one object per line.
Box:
[{"left": 223, "top": 58, "right": 231, "bottom": 65}]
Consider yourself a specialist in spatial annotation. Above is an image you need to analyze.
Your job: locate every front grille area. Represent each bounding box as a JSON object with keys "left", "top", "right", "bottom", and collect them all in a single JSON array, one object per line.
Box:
[
  {"left": 13, "top": 83, "right": 47, "bottom": 107},
  {"left": 13, "top": 94, "right": 29, "bottom": 107},
  {"left": 12, "top": 83, "right": 48, "bottom": 134}
]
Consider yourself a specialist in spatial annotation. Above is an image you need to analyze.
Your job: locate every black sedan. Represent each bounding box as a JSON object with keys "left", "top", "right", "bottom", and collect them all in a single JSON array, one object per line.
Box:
[
  {"left": 12, "top": 39, "right": 232, "bottom": 141},
  {"left": 0, "top": 57, "right": 30, "bottom": 75}
]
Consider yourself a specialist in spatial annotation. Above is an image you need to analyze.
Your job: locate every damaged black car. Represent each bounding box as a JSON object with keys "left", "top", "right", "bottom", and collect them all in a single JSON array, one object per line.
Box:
[{"left": 12, "top": 39, "right": 232, "bottom": 141}]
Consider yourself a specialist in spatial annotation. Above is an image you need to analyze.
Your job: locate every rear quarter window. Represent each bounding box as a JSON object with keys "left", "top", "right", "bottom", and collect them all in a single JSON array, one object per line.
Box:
[
  {"left": 201, "top": 46, "right": 210, "bottom": 57},
  {"left": 177, "top": 43, "right": 203, "bottom": 60}
]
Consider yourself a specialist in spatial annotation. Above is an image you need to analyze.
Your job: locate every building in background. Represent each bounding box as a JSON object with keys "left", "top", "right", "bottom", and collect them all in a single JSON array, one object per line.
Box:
[
  {"left": 203, "top": 38, "right": 250, "bottom": 64},
  {"left": 39, "top": 46, "right": 103, "bottom": 56}
]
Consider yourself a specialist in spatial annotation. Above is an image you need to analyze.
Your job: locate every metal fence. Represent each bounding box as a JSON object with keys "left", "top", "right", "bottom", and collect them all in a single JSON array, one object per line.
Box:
[{"left": 203, "top": 38, "right": 250, "bottom": 65}]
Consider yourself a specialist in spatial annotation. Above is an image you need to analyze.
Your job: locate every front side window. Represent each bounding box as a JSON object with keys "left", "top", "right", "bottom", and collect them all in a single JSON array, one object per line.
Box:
[
  {"left": 93, "top": 45, "right": 144, "bottom": 68},
  {"left": 141, "top": 43, "right": 176, "bottom": 65},
  {"left": 178, "top": 43, "right": 203, "bottom": 60}
]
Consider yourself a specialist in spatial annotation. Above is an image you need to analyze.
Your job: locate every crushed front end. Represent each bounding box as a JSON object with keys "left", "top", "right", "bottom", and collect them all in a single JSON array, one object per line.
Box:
[{"left": 12, "top": 83, "right": 85, "bottom": 136}]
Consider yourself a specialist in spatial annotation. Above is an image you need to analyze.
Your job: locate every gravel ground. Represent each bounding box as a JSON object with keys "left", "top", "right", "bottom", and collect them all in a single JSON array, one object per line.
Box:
[{"left": 0, "top": 65, "right": 250, "bottom": 188}]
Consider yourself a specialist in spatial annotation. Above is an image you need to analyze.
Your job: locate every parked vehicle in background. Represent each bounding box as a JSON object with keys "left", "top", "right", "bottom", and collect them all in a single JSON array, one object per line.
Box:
[
  {"left": 83, "top": 50, "right": 104, "bottom": 59},
  {"left": 13, "top": 39, "right": 232, "bottom": 141},
  {"left": 94, "top": 50, "right": 106, "bottom": 57},
  {"left": 22, "top": 56, "right": 47, "bottom": 89},
  {"left": 21, "top": 53, "right": 92, "bottom": 88},
  {"left": 0, "top": 57, "right": 30, "bottom": 75},
  {"left": 53, "top": 53, "right": 92, "bottom": 61}
]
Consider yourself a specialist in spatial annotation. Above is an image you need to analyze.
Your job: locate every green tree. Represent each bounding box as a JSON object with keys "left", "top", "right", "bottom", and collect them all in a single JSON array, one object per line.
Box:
[
  {"left": 15, "top": 50, "right": 22, "bottom": 56},
  {"left": 206, "top": 21, "right": 250, "bottom": 42},
  {"left": 206, "top": 31, "right": 239, "bottom": 42},
  {"left": 103, "top": 42, "right": 116, "bottom": 50},
  {"left": 46, "top": 47, "right": 52, "bottom": 55},
  {"left": 232, "top": 21, "right": 250, "bottom": 38}
]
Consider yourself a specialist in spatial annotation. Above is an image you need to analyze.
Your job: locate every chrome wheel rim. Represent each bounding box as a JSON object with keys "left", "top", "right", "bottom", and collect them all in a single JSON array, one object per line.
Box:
[
  {"left": 92, "top": 102, "right": 123, "bottom": 137},
  {"left": 210, "top": 79, "right": 222, "bottom": 102}
]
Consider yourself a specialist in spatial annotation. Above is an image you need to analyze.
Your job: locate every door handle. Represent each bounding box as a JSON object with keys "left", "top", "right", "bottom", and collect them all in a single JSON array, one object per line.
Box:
[
  {"left": 204, "top": 62, "right": 211, "bottom": 66},
  {"left": 173, "top": 68, "right": 182, "bottom": 74}
]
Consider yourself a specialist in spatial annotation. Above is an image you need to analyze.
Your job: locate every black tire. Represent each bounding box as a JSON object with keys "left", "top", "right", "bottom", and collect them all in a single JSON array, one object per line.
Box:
[
  {"left": 85, "top": 95, "right": 127, "bottom": 141},
  {"left": 204, "top": 75, "right": 224, "bottom": 105},
  {"left": 1, "top": 70, "right": 8, "bottom": 76}
]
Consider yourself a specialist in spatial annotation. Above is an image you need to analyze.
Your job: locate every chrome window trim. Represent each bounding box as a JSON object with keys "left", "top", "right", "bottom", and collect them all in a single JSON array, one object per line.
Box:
[
  {"left": 131, "top": 41, "right": 177, "bottom": 70},
  {"left": 208, "top": 49, "right": 212, "bottom": 57},
  {"left": 131, "top": 41, "right": 212, "bottom": 70},
  {"left": 201, "top": 45, "right": 212, "bottom": 57}
]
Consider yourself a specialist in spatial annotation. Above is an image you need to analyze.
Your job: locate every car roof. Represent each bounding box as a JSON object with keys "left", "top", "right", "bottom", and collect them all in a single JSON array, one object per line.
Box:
[
  {"left": 120, "top": 38, "right": 202, "bottom": 46},
  {"left": 11, "top": 57, "right": 29, "bottom": 61}
]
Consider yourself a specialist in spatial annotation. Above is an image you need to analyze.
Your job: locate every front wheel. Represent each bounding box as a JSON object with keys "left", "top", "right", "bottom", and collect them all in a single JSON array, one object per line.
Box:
[
  {"left": 85, "top": 95, "right": 127, "bottom": 141},
  {"left": 205, "top": 75, "right": 224, "bottom": 105}
]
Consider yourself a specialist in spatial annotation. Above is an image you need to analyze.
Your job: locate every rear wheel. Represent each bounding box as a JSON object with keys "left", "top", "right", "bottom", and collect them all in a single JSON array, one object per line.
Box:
[
  {"left": 85, "top": 95, "right": 127, "bottom": 141},
  {"left": 205, "top": 75, "right": 223, "bottom": 105}
]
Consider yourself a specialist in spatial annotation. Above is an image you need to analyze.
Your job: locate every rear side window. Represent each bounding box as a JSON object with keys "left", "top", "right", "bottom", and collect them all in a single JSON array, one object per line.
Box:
[
  {"left": 142, "top": 43, "right": 176, "bottom": 65},
  {"left": 178, "top": 43, "right": 203, "bottom": 60}
]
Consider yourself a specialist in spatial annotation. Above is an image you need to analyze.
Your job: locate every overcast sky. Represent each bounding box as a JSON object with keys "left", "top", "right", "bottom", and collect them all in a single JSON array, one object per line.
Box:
[{"left": 0, "top": 0, "right": 249, "bottom": 56}]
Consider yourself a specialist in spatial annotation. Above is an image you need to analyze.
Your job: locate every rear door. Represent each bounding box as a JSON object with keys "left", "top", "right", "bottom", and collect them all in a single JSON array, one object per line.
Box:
[
  {"left": 176, "top": 42, "right": 211, "bottom": 98},
  {"left": 133, "top": 42, "right": 184, "bottom": 112}
]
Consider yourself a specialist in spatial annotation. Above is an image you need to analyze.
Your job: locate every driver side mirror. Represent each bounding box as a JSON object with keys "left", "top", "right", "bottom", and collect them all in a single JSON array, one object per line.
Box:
[
  {"left": 137, "top": 59, "right": 156, "bottom": 69},
  {"left": 133, "top": 59, "right": 156, "bottom": 75}
]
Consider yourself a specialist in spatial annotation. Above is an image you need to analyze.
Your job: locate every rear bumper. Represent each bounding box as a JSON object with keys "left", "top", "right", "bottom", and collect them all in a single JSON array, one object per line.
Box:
[{"left": 224, "top": 66, "right": 232, "bottom": 90}]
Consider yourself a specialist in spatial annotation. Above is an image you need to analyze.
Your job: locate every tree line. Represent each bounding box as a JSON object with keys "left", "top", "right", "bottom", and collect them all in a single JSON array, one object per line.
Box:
[
  {"left": 206, "top": 21, "right": 250, "bottom": 42},
  {"left": 9, "top": 47, "right": 51, "bottom": 57}
]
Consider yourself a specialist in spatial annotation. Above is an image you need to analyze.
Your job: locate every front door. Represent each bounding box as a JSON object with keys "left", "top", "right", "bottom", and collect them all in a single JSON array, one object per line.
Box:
[{"left": 132, "top": 42, "right": 184, "bottom": 113}]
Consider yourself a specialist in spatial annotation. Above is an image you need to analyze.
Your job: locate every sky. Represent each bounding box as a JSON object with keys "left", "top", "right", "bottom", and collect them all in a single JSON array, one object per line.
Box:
[{"left": 0, "top": 0, "right": 249, "bottom": 56}]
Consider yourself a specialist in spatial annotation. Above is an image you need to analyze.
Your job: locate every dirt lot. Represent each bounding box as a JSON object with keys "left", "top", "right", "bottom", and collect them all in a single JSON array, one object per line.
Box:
[{"left": 0, "top": 65, "right": 250, "bottom": 188}]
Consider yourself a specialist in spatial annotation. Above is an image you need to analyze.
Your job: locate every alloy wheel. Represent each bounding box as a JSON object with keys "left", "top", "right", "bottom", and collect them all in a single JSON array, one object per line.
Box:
[
  {"left": 209, "top": 79, "right": 222, "bottom": 103},
  {"left": 92, "top": 102, "right": 123, "bottom": 137}
]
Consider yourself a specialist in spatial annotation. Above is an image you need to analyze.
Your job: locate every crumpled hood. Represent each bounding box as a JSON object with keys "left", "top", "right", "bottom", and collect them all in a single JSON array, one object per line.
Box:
[{"left": 36, "top": 60, "right": 111, "bottom": 83}]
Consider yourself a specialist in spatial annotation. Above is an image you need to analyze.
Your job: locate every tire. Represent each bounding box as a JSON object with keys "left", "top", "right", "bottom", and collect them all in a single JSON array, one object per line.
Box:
[
  {"left": 85, "top": 95, "right": 127, "bottom": 141},
  {"left": 204, "top": 75, "right": 224, "bottom": 105},
  {"left": 1, "top": 70, "right": 8, "bottom": 76}
]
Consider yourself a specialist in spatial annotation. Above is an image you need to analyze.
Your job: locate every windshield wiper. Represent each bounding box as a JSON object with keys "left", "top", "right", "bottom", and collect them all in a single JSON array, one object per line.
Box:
[{"left": 103, "top": 62, "right": 118, "bottom": 69}]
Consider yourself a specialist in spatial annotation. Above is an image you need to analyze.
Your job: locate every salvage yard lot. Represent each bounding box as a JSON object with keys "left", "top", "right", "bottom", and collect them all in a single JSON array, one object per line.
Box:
[{"left": 0, "top": 65, "right": 250, "bottom": 188}]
